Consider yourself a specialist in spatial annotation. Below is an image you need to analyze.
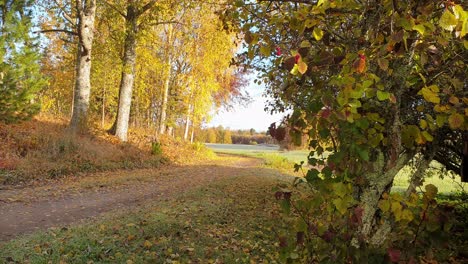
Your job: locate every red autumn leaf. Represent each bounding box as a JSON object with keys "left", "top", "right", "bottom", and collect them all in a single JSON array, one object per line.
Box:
[
  {"left": 295, "top": 54, "right": 301, "bottom": 64},
  {"left": 279, "top": 236, "right": 288, "bottom": 248},
  {"left": 274, "top": 191, "right": 283, "bottom": 200},
  {"left": 353, "top": 54, "right": 366, "bottom": 73},
  {"left": 296, "top": 231, "right": 304, "bottom": 245},
  {"left": 353, "top": 206, "right": 364, "bottom": 225},
  {"left": 321, "top": 107, "right": 332, "bottom": 119},
  {"left": 275, "top": 46, "right": 282, "bottom": 56},
  {"left": 387, "top": 248, "right": 401, "bottom": 263}
]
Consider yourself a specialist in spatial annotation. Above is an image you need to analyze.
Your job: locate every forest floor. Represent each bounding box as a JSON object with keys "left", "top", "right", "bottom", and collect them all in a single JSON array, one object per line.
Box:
[{"left": 0, "top": 154, "right": 293, "bottom": 263}]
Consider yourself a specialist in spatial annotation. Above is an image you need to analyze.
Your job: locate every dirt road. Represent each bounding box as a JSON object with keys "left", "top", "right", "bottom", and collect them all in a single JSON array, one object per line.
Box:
[{"left": 0, "top": 156, "right": 270, "bottom": 241}]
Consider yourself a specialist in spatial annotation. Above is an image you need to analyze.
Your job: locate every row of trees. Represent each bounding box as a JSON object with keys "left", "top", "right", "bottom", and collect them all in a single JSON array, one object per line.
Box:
[
  {"left": 197, "top": 126, "right": 275, "bottom": 145},
  {"left": 1, "top": 0, "right": 245, "bottom": 142}
]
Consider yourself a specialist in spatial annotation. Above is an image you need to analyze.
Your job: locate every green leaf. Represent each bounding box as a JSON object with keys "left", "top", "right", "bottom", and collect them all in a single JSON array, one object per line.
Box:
[
  {"left": 420, "top": 119, "right": 428, "bottom": 129},
  {"left": 448, "top": 113, "right": 464, "bottom": 129},
  {"left": 260, "top": 45, "right": 271, "bottom": 56},
  {"left": 280, "top": 199, "right": 291, "bottom": 215},
  {"left": 425, "top": 184, "right": 438, "bottom": 200},
  {"left": 391, "top": 201, "right": 403, "bottom": 221},
  {"left": 333, "top": 197, "right": 348, "bottom": 215},
  {"left": 362, "top": 80, "right": 373, "bottom": 89},
  {"left": 378, "top": 199, "right": 391, "bottom": 212},
  {"left": 419, "top": 87, "right": 440, "bottom": 104},
  {"left": 244, "top": 31, "right": 254, "bottom": 44},
  {"left": 313, "top": 27, "right": 324, "bottom": 41},
  {"left": 462, "top": 17, "right": 468, "bottom": 37},
  {"left": 305, "top": 19, "right": 318, "bottom": 28},
  {"left": 306, "top": 169, "right": 320, "bottom": 182},
  {"left": 290, "top": 252, "right": 299, "bottom": 260},
  {"left": 421, "top": 131, "right": 434, "bottom": 142},
  {"left": 439, "top": 9, "right": 458, "bottom": 31},
  {"left": 356, "top": 147, "right": 369, "bottom": 161},
  {"left": 436, "top": 114, "right": 446, "bottom": 127},
  {"left": 295, "top": 218, "right": 308, "bottom": 232},
  {"left": 377, "top": 58, "right": 389, "bottom": 71},
  {"left": 413, "top": 24, "right": 426, "bottom": 35},
  {"left": 402, "top": 209, "right": 414, "bottom": 222},
  {"left": 300, "top": 40, "right": 312, "bottom": 48},
  {"left": 376, "top": 91, "right": 390, "bottom": 101},
  {"left": 332, "top": 182, "right": 348, "bottom": 198},
  {"left": 402, "top": 125, "right": 422, "bottom": 147}
]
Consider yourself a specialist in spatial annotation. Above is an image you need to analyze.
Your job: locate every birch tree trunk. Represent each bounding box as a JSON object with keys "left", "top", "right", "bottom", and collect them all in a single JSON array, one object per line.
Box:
[
  {"left": 70, "top": 0, "right": 96, "bottom": 132},
  {"left": 108, "top": 0, "right": 157, "bottom": 141},
  {"left": 158, "top": 24, "right": 173, "bottom": 135},
  {"left": 110, "top": 5, "right": 138, "bottom": 141},
  {"left": 183, "top": 104, "right": 191, "bottom": 141},
  {"left": 190, "top": 123, "right": 195, "bottom": 143}
]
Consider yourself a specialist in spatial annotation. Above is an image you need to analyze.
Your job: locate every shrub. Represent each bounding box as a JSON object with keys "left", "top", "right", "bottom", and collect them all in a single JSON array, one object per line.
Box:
[{"left": 150, "top": 141, "right": 163, "bottom": 155}]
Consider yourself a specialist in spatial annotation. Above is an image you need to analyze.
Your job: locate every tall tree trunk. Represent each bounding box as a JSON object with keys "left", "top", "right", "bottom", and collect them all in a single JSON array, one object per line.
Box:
[
  {"left": 110, "top": 5, "right": 138, "bottom": 142},
  {"left": 356, "top": 88, "right": 413, "bottom": 246},
  {"left": 190, "top": 123, "right": 195, "bottom": 143},
  {"left": 184, "top": 104, "right": 191, "bottom": 141},
  {"left": 70, "top": 0, "right": 96, "bottom": 132},
  {"left": 158, "top": 24, "right": 173, "bottom": 135},
  {"left": 101, "top": 85, "right": 105, "bottom": 128}
]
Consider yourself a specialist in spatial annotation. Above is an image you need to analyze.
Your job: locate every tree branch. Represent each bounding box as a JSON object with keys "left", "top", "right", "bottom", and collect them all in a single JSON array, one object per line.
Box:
[
  {"left": 142, "top": 20, "right": 184, "bottom": 28},
  {"left": 52, "top": 0, "right": 76, "bottom": 27},
  {"left": 34, "top": 29, "right": 78, "bottom": 36},
  {"left": 138, "top": 0, "right": 157, "bottom": 16},
  {"left": 100, "top": 0, "right": 126, "bottom": 18}
]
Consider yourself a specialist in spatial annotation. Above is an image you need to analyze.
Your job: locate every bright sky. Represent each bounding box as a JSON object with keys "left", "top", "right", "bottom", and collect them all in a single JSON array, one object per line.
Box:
[{"left": 208, "top": 80, "right": 285, "bottom": 132}]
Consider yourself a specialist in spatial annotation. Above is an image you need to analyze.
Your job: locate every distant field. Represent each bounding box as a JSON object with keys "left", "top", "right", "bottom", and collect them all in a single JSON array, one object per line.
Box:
[
  {"left": 205, "top": 143, "right": 466, "bottom": 194},
  {"left": 205, "top": 143, "right": 310, "bottom": 163}
]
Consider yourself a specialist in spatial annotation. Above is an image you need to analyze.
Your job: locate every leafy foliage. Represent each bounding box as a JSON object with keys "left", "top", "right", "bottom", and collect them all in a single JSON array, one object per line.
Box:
[
  {"left": 0, "top": 0, "right": 46, "bottom": 123},
  {"left": 224, "top": 0, "right": 468, "bottom": 261}
]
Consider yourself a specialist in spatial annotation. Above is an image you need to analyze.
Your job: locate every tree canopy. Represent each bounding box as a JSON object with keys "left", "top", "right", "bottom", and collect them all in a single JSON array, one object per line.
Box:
[
  {"left": 0, "top": 0, "right": 45, "bottom": 123},
  {"left": 224, "top": 0, "right": 467, "bottom": 261}
]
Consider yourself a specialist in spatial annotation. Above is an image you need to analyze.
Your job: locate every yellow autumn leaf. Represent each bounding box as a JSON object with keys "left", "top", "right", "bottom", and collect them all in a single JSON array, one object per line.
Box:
[
  {"left": 419, "top": 87, "right": 440, "bottom": 104},
  {"left": 448, "top": 113, "right": 464, "bottom": 129},
  {"left": 420, "top": 119, "right": 428, "bottom": 129},
  {"left": 449, "top": 96, "right": 460, "bottom": 105},
  {"left": 313, "top": 27, "right": 324, "bottom": 41},
  {"left": 297, "top": 61, "right": 308, "bottom": 74},
  {"left": 439, "top": 9, "right": 457, "bottom": 31},
  {"left": 143, "top": 240, "right": 153, "bottom": 249},
  {"left": 422, "top": 131, "right": 434, "bottom": 142}
]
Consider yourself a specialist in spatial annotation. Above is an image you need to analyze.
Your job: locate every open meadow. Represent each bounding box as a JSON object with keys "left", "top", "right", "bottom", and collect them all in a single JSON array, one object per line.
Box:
[{"left": 206, "top": 144, "right": 466, "bottom": 194}]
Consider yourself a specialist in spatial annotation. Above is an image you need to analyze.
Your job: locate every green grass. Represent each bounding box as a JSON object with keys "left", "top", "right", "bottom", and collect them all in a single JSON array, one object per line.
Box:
[
  {"left": 393, "top": 161, "right": 466, "bottom": 194},
  {"left": 0, "top": 174, "right": 288, "bottom": 263},
  {"left": 207, "top": 144, "right": 466, "bottom": 194}
]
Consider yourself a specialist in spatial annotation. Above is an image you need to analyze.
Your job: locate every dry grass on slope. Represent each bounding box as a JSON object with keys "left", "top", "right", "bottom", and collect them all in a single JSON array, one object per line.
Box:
[{"left": 0, "top": 116, "right": 214, "bottom": 185}]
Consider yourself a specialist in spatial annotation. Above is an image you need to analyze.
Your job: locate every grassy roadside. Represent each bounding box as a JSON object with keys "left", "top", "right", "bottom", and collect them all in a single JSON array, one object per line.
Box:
[
  {"left": 0, "top": 116, "right": 214, "bottom": 185},
  {"left": 209, "top": 147, "right": 466, "bottom": 194},
  {"left": 0, "top": 172, "right": 290, "bottom": 263},
  {"left": 214, "top": 150, "right": 301, "bottom": 177}
]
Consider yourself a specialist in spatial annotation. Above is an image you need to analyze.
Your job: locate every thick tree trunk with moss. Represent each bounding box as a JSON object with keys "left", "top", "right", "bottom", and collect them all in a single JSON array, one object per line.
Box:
[
  {"left": 357, "top": 152, "right": 411, "bottom": 245},
  {"left": 357, "top": 91, "right": 412, "bottom": 246},
  {"left": 70, "top": 0, "right": 96, "bottom": 132}
]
